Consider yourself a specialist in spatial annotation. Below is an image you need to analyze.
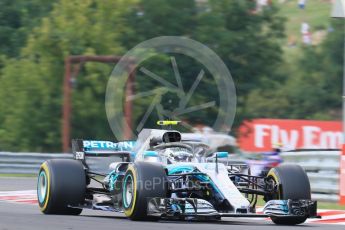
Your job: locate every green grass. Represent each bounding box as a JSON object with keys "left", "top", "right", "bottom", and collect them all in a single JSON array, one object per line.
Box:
[
  {"left": 269, "top": 0, "right": 333, "bottom": 90},
  {"left": 276, "top": 0, "right": 332, "bottom": 46},
  {"left": 317, "top": 202, "right": 345, "bottom": 210},
  {"left": 0, "top": 173, "right": 37, "bottom": 177}
]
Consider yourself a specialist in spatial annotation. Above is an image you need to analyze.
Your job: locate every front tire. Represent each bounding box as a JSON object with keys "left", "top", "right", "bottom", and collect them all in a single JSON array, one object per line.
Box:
[
  {"left": 266, "top": 164, "right": 311, "bottom": 225},
  {"left": 122, "top": 162, "right": 168, "bottom": 220},
  {"left": 37, "top": 159, "right": 86, "bottom": 215}
]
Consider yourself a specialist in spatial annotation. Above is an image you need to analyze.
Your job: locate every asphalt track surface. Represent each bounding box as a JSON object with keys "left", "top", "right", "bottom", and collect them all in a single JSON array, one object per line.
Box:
[{"left": 0, "top": 177, "right": 344, "bottom": 230}]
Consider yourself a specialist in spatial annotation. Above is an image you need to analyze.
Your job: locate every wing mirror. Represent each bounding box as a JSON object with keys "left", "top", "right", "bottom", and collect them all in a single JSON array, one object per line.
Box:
[
  {"left": 215, "top": 152, "right": 229, "bottom": 158},
  {"left": 207, "top": 151, "right": 229, "bottom": 160},
  {"left": 143, "top": 151, "right": 159, "bottom": 157}
]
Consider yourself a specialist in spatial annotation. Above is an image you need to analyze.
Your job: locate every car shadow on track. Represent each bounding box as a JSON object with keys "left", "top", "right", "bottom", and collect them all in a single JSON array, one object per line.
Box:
[{"left": 81, "top": 214, "right": 313, "bottom": 227}]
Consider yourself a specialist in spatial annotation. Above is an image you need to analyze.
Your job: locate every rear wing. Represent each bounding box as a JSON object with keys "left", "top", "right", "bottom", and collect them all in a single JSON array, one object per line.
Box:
[{"left": 71, "top": 139, "right": 136, "bottom": 165}]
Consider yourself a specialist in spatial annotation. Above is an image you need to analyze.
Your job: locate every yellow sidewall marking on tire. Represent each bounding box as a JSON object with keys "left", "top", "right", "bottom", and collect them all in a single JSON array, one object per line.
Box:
[
  {"left": 39, "top": 162, "right": 51, "bottom": 212},
  {"left": 267, "top": 169, "right": 281, "bottom": 199},
  {"left": 124, "top": 165, "right": 137, "bottom": 217}
]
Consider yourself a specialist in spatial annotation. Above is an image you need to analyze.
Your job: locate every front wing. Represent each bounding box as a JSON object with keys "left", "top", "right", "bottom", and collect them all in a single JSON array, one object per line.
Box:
[{"left": 147, "top": 198, "right": 319, "bottom": 220}]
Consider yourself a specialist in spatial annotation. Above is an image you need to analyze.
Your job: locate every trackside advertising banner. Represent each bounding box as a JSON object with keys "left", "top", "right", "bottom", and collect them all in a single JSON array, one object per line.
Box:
[{"left": 238, "top": 119, "right": 342, "bottom": 152}]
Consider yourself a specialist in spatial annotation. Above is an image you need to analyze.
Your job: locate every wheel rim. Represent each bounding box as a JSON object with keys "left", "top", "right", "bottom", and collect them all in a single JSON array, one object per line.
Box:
[
  {"left": 123, "top": 174, "right": 134, "bottom": 208},
  {"left": 37, "top": 170, "right": 47, "bottom": 203}
]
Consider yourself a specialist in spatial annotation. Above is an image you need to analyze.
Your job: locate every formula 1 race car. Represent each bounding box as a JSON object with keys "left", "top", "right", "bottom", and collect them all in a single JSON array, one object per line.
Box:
[{"left": 37, "top": 121, "right": 319, "bottom": 225}]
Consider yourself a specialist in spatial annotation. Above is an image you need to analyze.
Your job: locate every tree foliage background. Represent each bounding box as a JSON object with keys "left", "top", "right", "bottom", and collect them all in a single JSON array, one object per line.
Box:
[{"left": 0, "top": 0, "right": 343, "bottom": 152}]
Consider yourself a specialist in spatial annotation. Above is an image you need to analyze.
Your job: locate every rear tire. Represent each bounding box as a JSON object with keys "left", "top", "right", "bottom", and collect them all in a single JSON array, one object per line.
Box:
[
  {"left": 37, "top": 159, "right": 86, "bottom": 215},
  {"left": 267, "top": 164, "right": 311, "bottom": 225},
  {"left": 122, "top": 162, "right": 168, "bottom": 220}
]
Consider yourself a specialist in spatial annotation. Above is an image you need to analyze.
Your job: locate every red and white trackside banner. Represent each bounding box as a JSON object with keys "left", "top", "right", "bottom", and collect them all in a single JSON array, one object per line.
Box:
[{"left": 238, "top": 119, "right": 343, "bottom": 152}]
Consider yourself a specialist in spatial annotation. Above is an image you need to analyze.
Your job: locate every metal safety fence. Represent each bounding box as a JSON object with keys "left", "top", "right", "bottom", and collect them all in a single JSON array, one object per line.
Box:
[
  {"left": 0, "top": 152, "right": 127, "bottom": 175},
  {"left": 281, "top": 149, "right": 340, "bottom": 202},
  {"left": 0, "top": 152, "right": 73, "bottom": 174}
]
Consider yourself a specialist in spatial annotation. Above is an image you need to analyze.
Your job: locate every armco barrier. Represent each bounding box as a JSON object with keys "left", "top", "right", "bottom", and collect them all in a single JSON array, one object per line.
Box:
[
  {"left": 0, "top": 152, "right": 73, "bottom": 174},
  {"left": 340, "top": 146, "right": 345, "bottom": 205},
  {"left": 0, "top": 152, "right": 112, "bottom": 175},
  {"left": 281, "top": 149, "right": 341, "bottom": 203}
]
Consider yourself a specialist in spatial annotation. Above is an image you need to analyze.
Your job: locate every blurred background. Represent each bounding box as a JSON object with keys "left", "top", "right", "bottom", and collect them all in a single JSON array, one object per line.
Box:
[
  {"left": 0, "top": 0, "right": 343, "bottom": 153},
  {"left": 0, "top": 0, "right": 344, "bottom": 207}
]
